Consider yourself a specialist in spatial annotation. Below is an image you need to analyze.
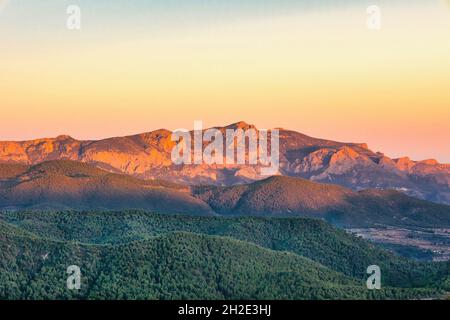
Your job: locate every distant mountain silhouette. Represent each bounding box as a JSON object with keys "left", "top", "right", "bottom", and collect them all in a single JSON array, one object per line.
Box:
[{"left": 0, "top": 122, "right": 448, "bottom": 204}]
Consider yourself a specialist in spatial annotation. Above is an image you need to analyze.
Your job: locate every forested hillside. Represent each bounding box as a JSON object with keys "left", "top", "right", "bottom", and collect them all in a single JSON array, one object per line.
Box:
[
  {"left": 2, "top": 161, "right": 449, "bottom": 229},
  {"left": 194, "top": 176, "right": 450, "bottom": 228},
  {"left": 1, "top": 211, "right": 448, "bottom": 299}
]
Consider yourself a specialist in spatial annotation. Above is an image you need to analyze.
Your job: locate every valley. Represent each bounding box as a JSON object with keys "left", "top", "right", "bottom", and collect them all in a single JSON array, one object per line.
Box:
[{"left": 348, "top": 227, "right": 450, "bottom": 262}]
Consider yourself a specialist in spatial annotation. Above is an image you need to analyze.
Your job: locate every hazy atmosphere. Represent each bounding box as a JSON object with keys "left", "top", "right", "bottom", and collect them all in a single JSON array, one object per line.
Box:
[{"left": 1, "top": 0, "right": 449, "bottom": 161}]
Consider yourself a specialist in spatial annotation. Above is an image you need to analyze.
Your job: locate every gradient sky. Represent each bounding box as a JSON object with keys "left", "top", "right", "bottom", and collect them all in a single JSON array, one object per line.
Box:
[{"left": 1, "top": 0, "right": 449, "bottom": 162}]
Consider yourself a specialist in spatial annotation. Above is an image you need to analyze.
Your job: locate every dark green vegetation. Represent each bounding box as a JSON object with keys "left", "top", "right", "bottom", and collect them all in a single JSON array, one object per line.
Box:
[
  {"left": 1, "top": 161, "right": 449, "bottom": 299},
  {"left": 1, "top": 211, "right": 448, "bottom": 300},
  {"left": 1, "top": 161, "right": 450, "bottom": 229}
]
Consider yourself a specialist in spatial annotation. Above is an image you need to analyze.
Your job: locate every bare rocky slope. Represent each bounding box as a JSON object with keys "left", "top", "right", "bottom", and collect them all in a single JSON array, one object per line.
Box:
[{"left": 0, "top": 122, "right": 448, "bottom": 204}]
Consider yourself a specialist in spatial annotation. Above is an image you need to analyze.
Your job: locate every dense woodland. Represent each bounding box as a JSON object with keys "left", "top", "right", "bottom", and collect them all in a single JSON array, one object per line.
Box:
[{"left": 0, "top": 210, "right": 449, "bottom": 300}]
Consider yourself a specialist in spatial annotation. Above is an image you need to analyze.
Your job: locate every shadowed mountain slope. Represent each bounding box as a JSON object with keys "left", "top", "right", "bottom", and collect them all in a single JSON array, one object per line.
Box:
[
  {"left": 194, "top": 176, "right": 450, "bottom": 228},
  {"left": 0, "top": 160, "right": 213, "bottom": 215},
  {"left": 0, "top": 161, "right": 449, "bottom": 228},
  {"left": 0, "top": 122, "right": 448, "bottom": 204}
]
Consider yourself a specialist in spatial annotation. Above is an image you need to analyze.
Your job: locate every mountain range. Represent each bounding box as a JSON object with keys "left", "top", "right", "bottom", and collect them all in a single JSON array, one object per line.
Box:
[
  {"left": 1, "top": 160, "right": 449, "bottom": 229},
  {"left": 1, "top": 122, "right": 448, "bottom": 204},
  {"left": 1, "top": 123, "right": 449, "bottom": 299}
]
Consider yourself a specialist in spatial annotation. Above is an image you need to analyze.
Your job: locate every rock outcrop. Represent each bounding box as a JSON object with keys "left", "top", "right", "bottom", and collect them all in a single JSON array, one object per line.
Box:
[{"left": 0, "top": 122, "right": 448, "bottom": 204}]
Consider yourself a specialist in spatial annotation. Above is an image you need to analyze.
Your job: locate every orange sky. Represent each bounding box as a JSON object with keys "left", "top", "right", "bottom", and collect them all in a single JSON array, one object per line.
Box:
[{"left": 0, "top": 1, "right": 449, "bottom": 162}]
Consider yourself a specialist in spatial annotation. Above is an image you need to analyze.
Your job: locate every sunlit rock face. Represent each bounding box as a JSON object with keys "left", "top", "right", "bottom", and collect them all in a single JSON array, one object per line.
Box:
[{"left": 0, "top": 122, "right": 448, "bottom": 204}]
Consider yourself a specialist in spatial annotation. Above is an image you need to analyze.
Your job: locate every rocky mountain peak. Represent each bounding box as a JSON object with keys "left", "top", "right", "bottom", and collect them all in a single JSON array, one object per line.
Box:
[
  {"left": 419, "top": 159, "right": 439, "bottom": 165},
  {"left": 0, "top": 123, "right": 448, "bottom": 205},
  {"left": 55, "top": 135, "right": 74, "bottom": 141},
  {"left": 224, "top": 121, "right": 257, "bottom": 131}
]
